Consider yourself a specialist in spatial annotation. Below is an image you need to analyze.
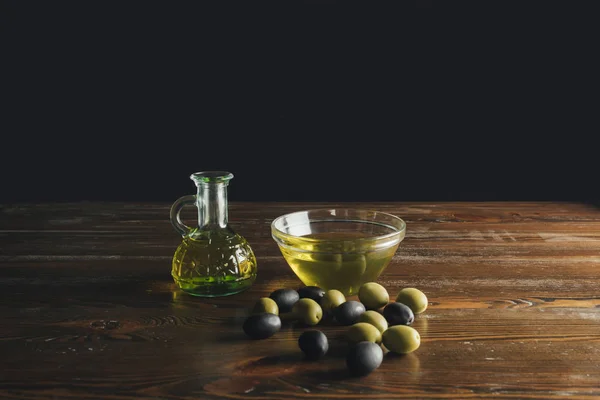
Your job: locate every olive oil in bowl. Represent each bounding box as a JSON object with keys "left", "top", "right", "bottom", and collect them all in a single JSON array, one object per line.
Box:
[{"left": 271, "top": 210, "right": 406, "bottom": 296}]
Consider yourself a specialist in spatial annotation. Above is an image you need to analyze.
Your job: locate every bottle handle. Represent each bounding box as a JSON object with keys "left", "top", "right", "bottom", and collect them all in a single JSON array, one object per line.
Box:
[{"left": 170, "top": 195, "right": 196, "bottom": 237}]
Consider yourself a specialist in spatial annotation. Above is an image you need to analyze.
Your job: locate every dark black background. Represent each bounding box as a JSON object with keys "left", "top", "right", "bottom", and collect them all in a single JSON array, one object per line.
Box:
[{"left": 1, "top": 1, "right": 598, "bottom": 203}]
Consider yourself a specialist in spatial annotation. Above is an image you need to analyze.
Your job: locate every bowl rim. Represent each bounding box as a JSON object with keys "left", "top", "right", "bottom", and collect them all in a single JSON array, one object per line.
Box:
[{"left": 270, "top": 208, "right": 406, "bottom": 247}]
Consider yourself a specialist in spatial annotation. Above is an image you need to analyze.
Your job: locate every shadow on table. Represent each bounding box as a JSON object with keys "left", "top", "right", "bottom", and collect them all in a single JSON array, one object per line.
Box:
[
  {"left": 214, "top": 331, "right": 249, "bottom": 343},
  {"left": 302, "top": 368, "right": 353, "bottom": 381}
]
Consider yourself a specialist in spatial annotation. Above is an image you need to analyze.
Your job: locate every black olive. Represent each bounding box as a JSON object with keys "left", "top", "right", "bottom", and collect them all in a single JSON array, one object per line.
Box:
[
  {"left": 269, "top": 288, "right": 299, "bottom": 313},
  {"left": 242, "top": 313, "right": 282, "bottom": 339},
  {"left": 346, "top": 341, "right": 383, "bottom": 376},
  {"left": 298, "top": 330, "right": 329, "bottom": 360},
  {"left": 297, "top": 286, "right": 325, "bottom": 303},
  {"left": 334, "top": 301, "right": 366, "bottom": 326},
  {"left": 383, "top": 302, "right": 414, "bottom": 326}
]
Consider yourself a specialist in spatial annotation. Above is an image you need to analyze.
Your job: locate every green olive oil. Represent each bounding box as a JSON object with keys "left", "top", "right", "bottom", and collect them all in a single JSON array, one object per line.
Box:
[
  {"left": 277, "top": 232, "right": 398, "bottom": 296},
  {"left": 172, "top": 229, "right": 257, "bottom": 297},
  {"left": 170, "top": 172, "right": 258, "bottom": 297}
]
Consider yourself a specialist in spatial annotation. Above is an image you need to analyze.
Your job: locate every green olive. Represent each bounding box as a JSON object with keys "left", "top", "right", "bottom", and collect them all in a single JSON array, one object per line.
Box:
[
  {"left": 320, "top": 289, "right": 346, "bottom": 313},
  {"left": 382, "top": 325, "right": 421, "bottom": 354},
  {"left": 252, "top": 297, "right": 279, "bottom": 315},
  {"left": 346, "top": 322, "right": 382, "bottom": 345},
  {"left": 292, "top": 298, "right": 323, "bottom": 326},
  {"left": 395, "top": 288, "right": 428, "bottom": 314},
  {"left": 358, "top": 282, "right": 389, "bottom": 310},
  {"left": 358, "top": 310, "right": 388, "bottom": 334}
]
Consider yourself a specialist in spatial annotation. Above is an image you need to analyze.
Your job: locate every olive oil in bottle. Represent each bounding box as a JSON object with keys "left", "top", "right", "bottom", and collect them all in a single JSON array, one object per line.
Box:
[
  {"left": 172, "top": 229, "right": 256, "bottom": 297},
  {"left": 170, "top": 172, "right": 257, "bottom": 297}
]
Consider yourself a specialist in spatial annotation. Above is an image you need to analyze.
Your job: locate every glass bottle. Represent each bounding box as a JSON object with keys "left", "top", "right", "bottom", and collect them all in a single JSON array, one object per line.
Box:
[{"left": 170, "top": 171, "right": 257, "bottom": 297}]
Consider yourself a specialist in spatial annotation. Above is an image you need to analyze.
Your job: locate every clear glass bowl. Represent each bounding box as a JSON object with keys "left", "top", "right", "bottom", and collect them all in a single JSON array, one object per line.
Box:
[{"left": 271, "top": 209, "right": 406, "bottom": 296}]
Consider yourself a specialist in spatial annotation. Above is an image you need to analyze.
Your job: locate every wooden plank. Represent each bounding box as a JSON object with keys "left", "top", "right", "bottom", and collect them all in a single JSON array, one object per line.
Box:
[{"left": 1, "top": 202, "right": 600, "bottom": 399}]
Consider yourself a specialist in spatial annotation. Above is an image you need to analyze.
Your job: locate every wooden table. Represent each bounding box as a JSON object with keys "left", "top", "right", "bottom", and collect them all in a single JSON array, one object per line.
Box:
[{"left": 1, "top": 202, "right": 599, "bottom": 399}]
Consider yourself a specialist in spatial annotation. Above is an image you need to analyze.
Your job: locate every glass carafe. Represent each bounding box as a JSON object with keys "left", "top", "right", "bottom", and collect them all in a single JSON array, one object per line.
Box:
[{"left": 169, "top": 171, "right": 257, "bottom": 297}]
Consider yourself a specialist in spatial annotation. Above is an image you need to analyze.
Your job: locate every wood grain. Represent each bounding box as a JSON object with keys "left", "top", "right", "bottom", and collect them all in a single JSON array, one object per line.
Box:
[{"left": 1, "top": 202, "right": 600, "bottom": 399}]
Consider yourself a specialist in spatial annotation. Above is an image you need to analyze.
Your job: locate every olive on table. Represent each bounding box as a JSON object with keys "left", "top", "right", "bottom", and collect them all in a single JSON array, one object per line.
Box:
[
  {"left": 334, "top": 300, "right": 366, "bottom": 326},
  {"left": 358, "top": 282, "right": 389, "bottom": 310},
  {"left": 242, "top": 313, "right": 282, "bottom": 340},
  {"left": 269, "top": 288, "right": 299, "bottom": 313},
  {"left": 346, "top": 341, "right": 384, "bottom": 376},
  {"left": 346, "top": 322, "right": 382, "bottom": 345},
  {"left": 252, "top": 297, "right": 279, "bottom": 315},
  {"left": 320, "top": 289, "right": 346, "bottom": 313},
  {"left": 292, "top": 298, "right": 323, "bottom": 326},
  {"left": 358, "top": 310, "right": 388, "bottom": 334},
  {"left": 298, "top": 286, "right": 325, "bottom": 303},
  {"left": 396, "top": 287, "right": 428, "bottom": 314},
  {"left": 382, "top": 325, "right": 421, "bottom": 354},
  {"left": 383, "top": 302, "right": 414, "bottom": 326},
  {"left": 298, "top": 330, "right": 329, "bottom": 360}
]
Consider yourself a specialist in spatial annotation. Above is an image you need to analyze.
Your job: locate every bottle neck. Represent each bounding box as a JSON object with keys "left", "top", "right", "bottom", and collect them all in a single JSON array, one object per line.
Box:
[{"left": 196, "top": 182, "right": 228, "bottom": 230}]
